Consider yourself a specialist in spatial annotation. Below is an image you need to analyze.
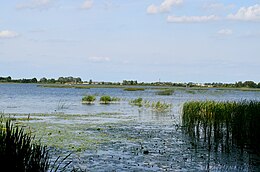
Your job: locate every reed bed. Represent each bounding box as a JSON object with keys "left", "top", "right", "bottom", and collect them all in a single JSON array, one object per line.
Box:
[
  {"left": 0, "top": 116, "right": 74, "bottom": 171},
  {"left": 182, "top": 100, "right": 260, "bottom": 154}
]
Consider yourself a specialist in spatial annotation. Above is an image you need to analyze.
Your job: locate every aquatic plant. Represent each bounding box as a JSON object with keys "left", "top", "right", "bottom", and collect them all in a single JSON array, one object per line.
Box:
[
  {"left": 129, "top": 98, "right": 143, "bottom": 107},
  {"left": 0, "top": 118, "right": 50, "bottom": 171},
  {"left": 57, "top": 100, "right": 70, "bottom": 110},
  {"left": 182, "top": 100, "right": 260, "bottom": 154},
  {"left": 82, "top": 95, "right": 96, "bottom": 104},
  {"left": 151, "top": 101, "right": 172, "bottom": 112},
  {"left": 156, "top": 89, "right": 174, "bottom": 96},
  {"left": 124, "top": 87, "right": 145, "bottom": 91},
  {"left": 100, "top": 95, "right": 120, "bottom": 104},
  {"left": 130, "top": 98, "right": 172, "bottom": 112}
]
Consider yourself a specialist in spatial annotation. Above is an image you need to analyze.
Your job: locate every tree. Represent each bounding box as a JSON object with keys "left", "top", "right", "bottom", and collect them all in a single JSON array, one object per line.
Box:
[
  {"left": 31, "top": 78, "right": 37, "bottom": 83},
  {"left": 7, "top": 76, "right": 11, "bottom": 81},
  {"left": 40, "top": 77, "right": 47, "bottom": 83},
  {"left": 244, "top": 81, "right": 257, "bottom": 88},
  {"left": 58, "top": 77, "right": 65, "bottom": 84},
  {"left": 235, "top": 81, "right": 243, "bottom": 88}
]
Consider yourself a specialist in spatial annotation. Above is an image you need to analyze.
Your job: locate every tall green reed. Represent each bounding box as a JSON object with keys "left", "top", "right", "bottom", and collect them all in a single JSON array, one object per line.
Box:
[{"left": 182, "top": 100, "right": 260, "bottom": 154}]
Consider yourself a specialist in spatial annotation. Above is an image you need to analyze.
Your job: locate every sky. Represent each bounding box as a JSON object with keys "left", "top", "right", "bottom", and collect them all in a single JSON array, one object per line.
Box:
[{"left": 0, "top": 0, "right": 260, "bottom": 83}]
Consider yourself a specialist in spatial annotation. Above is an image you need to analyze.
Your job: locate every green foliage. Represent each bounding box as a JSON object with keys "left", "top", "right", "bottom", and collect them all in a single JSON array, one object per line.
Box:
[
  {"left": 130, "top": 98, "right": 172, "bottom": 112},
  {"left": 0, "top": 119, "right": 50, "bottom": 171},
  {"left": 82, "top": 95, "right": 96, "bottom": 104},
  {"left": 100, "top": 95, "right": 120, "bottom": 104},
  {"left": 182, "top": 100, "right": 260, "bottom": 153},
  {"left": 156, "top": 89, "right": 174, "bottom": 96},
  {"left": 122, "top": 80, "right": 138, "bottom": 85},
  {"left": 151, "top": 101, "right": 172, "bottom": 112},
  {"left": 130, "top": 98, "right": 143, "bottom": 107}
]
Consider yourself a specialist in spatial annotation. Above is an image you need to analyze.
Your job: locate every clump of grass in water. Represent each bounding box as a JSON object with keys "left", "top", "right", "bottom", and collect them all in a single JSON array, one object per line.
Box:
[
  {"left": 130, "top": 98, "right": 172, "bottom": 112},
  {"left": 182, "top": 100, "right": 260, "bottom": 154},
  {"left": 82, "top": 95, "right": 96, "bottom": 104},
  {"left": 156, "top": 89, "right": 174, "bottom": 96},
  {"left": 100, "top": 95, "right": 120, "bottom": 104},
  {"left": 151, "top": 101, "right": 172, "bottom": 112},
  {"left": 129, "top": 98, "right": 143, "bottom": 107}
]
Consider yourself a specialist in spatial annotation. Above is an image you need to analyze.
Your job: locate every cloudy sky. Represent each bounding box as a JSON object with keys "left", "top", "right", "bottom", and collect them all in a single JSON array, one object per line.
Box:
[{"left": 1, "top": 0, "right": 260, "bottom": 83}]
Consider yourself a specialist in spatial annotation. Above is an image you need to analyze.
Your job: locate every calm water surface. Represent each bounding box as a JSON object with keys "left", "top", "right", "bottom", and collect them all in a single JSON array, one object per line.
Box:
[{"left": 1, "top": 83, "right": 259, "bottom": 114}]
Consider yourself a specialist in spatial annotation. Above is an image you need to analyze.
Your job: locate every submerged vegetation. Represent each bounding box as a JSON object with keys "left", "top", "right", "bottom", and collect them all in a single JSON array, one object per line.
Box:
[
  {"left": 156, "top": 89, "right": 174, "bottom": 96},
  {"left": 130, "top": 98, "right": 172, "bottom": 112},
  {"left": 151, "top": 101, "right": 172, "bottom": 112},
  {"left": 130, "top": 98, "right": 143, "bottom": 107},
  {"left": 182, "top": 100, "right": 260, "bottom": 154}
]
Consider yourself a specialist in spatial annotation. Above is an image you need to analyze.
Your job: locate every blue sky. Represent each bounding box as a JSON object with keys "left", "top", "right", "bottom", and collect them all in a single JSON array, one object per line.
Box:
[{"left": 0, "top": 0, "right": 260, "bottom": 83}]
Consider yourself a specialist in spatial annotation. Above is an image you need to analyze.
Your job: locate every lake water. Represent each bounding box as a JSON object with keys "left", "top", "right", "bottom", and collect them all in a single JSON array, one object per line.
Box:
[
  {"left": 1, "top": 83, "right": 259, "bottom": 114},
  {"left": 0, "top": 83, "right": 260, "bottom": 171}
]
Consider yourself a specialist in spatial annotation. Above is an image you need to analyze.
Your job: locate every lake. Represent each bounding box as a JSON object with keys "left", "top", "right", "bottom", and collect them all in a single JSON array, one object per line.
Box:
[{"left": 0, "top": 83, "right": 259, "bottom": 171}]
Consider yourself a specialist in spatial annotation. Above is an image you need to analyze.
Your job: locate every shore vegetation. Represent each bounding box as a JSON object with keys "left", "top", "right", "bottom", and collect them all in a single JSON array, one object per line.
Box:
[{"left": 182, "top": 100, "right": 260, "bottom": 153}]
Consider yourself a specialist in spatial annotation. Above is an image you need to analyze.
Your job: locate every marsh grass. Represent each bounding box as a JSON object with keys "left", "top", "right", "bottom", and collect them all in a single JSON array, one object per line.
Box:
[
  {"left": 130, "top": 98, "right": 143, "bottom": 107},
  {"left": 38, "top": 84, "right": 90, "bottom": 89},
  {"left": 100, "top": 95, "right": 120, "bottom": 104},
  {"left": 151, "top": 101, "right": 172, "bottom": 112},
  {"left": 82, "top": 95, "right": 96, "bottom": 104},
  {"left": 182, "top": 100, "right": 260, "bottom": 154},
  {"left": 123, "top": 87, "right": 145, "bottom": 91},
  {"left": 156, "top": 89, "right": 174, "bottom": 96},
  {"left": 130, "top": 98, "right": 172, "bottom": 112},
  {"left": 0, "top": 115, "right": 77, "bottom": 171},
  {"left": 0, "top": 117, "right": 50, "bottom": 171}
]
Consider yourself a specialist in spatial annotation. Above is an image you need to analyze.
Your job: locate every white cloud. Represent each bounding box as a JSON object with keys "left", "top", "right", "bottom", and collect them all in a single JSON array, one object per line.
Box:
[
  {"left": 167, "top": 15, "right": 219, "bottom": 23},
  {"left": 217, "top": 29, "right": 233, "bottom": 35},
  {"left": 227, "top": 4, "right": 260, "bottom": 21},
  {"left": 204, "top": 3, "right": 235, "bottom": 12},
  {"left": 81, "top": 0, "right": 93, "bottom": 10},
  {"left": 88, "top": 56, "right": 110, "bottom": 63},
  {"left": 0, "top": 30, "right": 19, "bottom": 38},
  {"left": 147, "top": 0, "right": 183, "bottom": 14},
  {"left": 16, "top": 0, "right": 55, "bottom": 9}
]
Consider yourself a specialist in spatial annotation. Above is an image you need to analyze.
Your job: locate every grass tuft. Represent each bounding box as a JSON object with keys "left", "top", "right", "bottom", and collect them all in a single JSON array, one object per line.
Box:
[{"left": 82, "top": 95, "right": 96, "bottom": 104}]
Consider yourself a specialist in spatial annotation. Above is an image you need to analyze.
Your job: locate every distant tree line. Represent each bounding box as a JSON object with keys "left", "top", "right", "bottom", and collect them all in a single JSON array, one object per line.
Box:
[
  {"left": 204, "top": 81, "right": 260, "bottom": 88},
  {"left": 0, "top": 76, "right": 82, "bottom": 84},
  {"left": 0, "top": 76, "right": 37, "bottom": 83},
  {"left": 0, "top": 76, "right": 259, "bottom": 88},
  {"left": 122, "top": 80, "right": 138, "bottom": 85},
  {"left": 39, "top": 77, "right": 82, "bottom": 84}
]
